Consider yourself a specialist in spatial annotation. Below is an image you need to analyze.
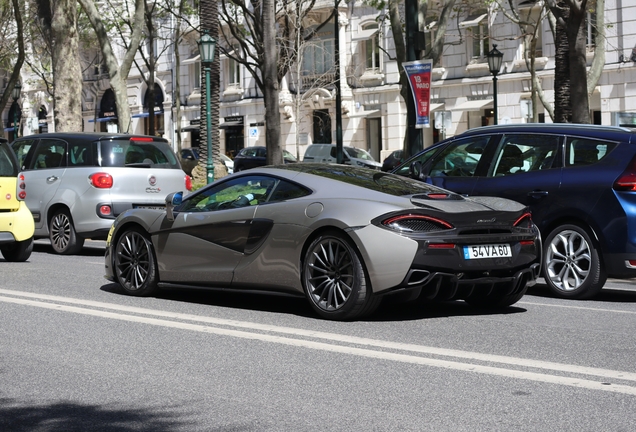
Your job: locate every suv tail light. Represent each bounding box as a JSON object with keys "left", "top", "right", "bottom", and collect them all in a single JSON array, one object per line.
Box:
[
  {"left": 90, "top": 172, "right": 114, "bottom": 188},
  {"left": 513, "top": 212, "right": 533, "bottom": 228},
  {"left": 185, "top": 175, "right": 192, "bottom": 191},
  {"left": 613, "top": 155, "right": 636, "bottom": 191},
  {"left": 17, "top": 173, "right": 26, "bottom": 200}
]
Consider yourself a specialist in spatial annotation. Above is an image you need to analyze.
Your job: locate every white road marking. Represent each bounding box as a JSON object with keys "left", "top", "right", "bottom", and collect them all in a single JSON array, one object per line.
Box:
[
  {"left": 2, "top": 288, "right": 636, "bottom": 395},
  {"left": 518, "top": 300, "right": 636, "bottom": 315}
]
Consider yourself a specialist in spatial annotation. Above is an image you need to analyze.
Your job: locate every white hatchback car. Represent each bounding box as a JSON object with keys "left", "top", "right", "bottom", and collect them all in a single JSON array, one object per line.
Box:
[{"left": 12, "top": 133, "right": 192, "bottom": 254}]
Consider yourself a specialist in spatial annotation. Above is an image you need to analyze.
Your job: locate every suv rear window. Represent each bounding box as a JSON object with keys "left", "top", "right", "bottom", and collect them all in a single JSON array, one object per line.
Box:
[{"left": 100, "top": 139, "right": 179, "bottom": 168}]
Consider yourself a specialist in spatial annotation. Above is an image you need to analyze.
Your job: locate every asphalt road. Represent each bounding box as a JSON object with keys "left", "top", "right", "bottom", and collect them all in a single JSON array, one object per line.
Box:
[{"left": 2, "top": 240, "right": 636, "bottom": 431}]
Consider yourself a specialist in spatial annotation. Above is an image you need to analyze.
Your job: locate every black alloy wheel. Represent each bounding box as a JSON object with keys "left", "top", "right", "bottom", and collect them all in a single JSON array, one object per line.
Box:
[
  {"left": 114, "top": 228, "right": 158, "bottom": 296},
  {"left": 302, "top": 231, "right": 379, "bottom": 320},
  {"left": 50, "top": 209, "right": 84, "bottom": 254}
]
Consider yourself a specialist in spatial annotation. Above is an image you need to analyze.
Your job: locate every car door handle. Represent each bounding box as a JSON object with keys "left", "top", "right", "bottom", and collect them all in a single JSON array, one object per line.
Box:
[
  {"left": 528, "top": 190, "right": 548, "bottom": 198},
  {"left": 46, "top": 176, "right": 59, "bottom": 183}
]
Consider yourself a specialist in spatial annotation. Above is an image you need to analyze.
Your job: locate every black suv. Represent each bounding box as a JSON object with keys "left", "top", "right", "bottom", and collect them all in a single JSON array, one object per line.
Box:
[{"left": 393, "top": 124, "right": 636, "bottom": 299}]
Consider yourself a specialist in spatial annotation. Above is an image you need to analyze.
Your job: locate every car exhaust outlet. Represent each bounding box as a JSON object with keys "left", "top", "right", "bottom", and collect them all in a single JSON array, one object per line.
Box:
[{"left": 406, "top": 269, "right": 431, "bottom": 286}]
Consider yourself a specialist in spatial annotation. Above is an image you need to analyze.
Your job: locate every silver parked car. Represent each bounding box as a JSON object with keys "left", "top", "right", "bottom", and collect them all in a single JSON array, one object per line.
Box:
[
  {"left": 12, "top": 133, "right": 192, "bottom": 254},
  {"left": 302, "top": 144, "right": 382, "bottom": 170},
  {"left": 105, "top": 164, "right": 541, "bottom": 320}
]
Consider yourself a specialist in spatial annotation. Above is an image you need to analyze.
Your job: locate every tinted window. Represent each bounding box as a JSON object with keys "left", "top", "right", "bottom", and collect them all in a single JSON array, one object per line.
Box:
[
  {"left": 392, "top": 145, "right": 439, "bottom": 176},
  {"left": 492, "top": 134, "right": 561, "bottom": 176},
  {"left": 100, "top": 139, "right": 179, "bottom": 168},
  {"left": 179, "top": 175, "right": 310, "bottom": 212},
  {"left": 345, "top": 147, "right": 374, "bottom": 161},
  {"left": 32, "top": 139, "right": 67, "bottom": 169},
  {"left": 69, "top": 141, "right": 94, "bottom": 167},
  {"left": 283, "top": 150, "right": 297, "bottom": 162},
  {"left": 428, "top": 136, "right": 490, "bottom": 177},
  {"left": 566, "top": 138, "right": 615, "bottom": 167},
  {"left": 12, "top": 139, "right": 37, "bottom": 169}
]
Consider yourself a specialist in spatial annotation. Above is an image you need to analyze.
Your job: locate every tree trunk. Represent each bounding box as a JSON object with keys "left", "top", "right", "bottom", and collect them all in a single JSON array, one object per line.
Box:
[
  {"left": 263, "top": 0, "right": 282, "bottom": 165},
  {"left": 553, "top": 1, "right": 571, "bottom": 123},
  {"left": 50, "top": 0, "right": 82, "bottom": 131},
  {"left": 77, "top": 0, "right": 145, "bottom": 134},
  {"left": 0, "top": 0, "right": 25, "bottom": 130},
  {"left": 567, "top": 2, "right": 590, "bottom": 123}
]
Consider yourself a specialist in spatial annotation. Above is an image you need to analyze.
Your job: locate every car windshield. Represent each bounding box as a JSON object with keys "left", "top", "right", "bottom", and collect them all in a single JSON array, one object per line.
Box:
[
  {"left": 280, "top": 164, "right": 450, "bottom": 197},
  {"left": 100, "top": 139, "right": 180, "bottom": 168},
  {"left": 283, "top": 150, "right": 297, "bottom": 162},
  {"left": 345, "top": 147, "right": 374, "bottom": 161}
]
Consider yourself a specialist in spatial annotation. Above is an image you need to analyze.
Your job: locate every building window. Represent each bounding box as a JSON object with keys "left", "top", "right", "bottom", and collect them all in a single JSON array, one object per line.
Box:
[
  {"left": 302, "top": 37, "right": 335, "bottom": 90},
  {"left": 192, "top": 61, "right": 201, "bottom": 90},
  {"left": 586, "top": 9, "right": 596, "bottom": 49},
  {"left": 227, "top": 57, "right": 241, "bottom": 87},
  {"left": 460, "top": 12, "right": 489, "bottom": 60},
  {"left": 363, "top": 23, "right": 380, "bottom": 72},
  {"left": 519, "top": 6, "right": 543, "bottom": 57}
]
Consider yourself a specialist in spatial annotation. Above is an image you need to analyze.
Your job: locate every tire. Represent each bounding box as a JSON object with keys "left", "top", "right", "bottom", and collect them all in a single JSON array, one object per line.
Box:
[
  {"left": 1, "top": 237, "right": 34, "bottom": 262},
  {"left": 114, "top": 227, "right": 158, "bottom": 296},
  {"left": 302, "top": 231, "right": 380, "bottom": 320},
  {"left": 542, "top": 224, "right": 606, "bottom": 299},
  {"left": 49, "top": 209, "right": 84, "bottom": 255}
]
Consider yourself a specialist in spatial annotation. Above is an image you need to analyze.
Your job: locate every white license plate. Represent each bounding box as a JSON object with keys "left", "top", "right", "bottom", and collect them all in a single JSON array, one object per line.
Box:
[
  {"left": 463, "top": 244, "right": 512, "bottom": 259},
  {"left": 134, "top": 205, "right": 165, "bottom": 211}
]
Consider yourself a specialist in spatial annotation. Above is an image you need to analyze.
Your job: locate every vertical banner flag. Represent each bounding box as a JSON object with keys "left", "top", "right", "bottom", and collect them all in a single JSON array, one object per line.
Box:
[{"left": 403, "top": 60, "right": 433, "bottom": 128}]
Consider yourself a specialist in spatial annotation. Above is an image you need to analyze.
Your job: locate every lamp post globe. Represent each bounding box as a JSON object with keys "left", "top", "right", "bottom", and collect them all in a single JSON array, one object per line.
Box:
[
  {"left": 197, "top": 30, "right": 217, "bottom": 184},
  {"left": 487, "top": 44, "right": 504, "bottom": 125}
]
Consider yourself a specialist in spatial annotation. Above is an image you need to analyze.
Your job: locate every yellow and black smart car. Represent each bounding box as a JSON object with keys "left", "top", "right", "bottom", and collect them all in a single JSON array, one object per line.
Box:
[{"left": 0, "top": 138, "right": 34, "bottom": 261}]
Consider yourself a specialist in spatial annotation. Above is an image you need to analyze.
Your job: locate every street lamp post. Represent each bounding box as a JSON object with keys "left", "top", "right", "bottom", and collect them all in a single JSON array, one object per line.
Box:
[
  {"left": 12, "top": 83, "right": 21, "bottom": 138},
  {"left": 197, "top": 30, "right": 217, "bottom": 184},
  {"left": 487, "top": 44, "right": 504, "bottom": 126}
]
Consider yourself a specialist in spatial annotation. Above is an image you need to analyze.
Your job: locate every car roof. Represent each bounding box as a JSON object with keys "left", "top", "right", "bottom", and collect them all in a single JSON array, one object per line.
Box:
[
  {"left": 458, "top": 123, "right": 636, "bottom": 142},
  {"left": 13, "top": 132, "right": 169, "bottom": 143}
]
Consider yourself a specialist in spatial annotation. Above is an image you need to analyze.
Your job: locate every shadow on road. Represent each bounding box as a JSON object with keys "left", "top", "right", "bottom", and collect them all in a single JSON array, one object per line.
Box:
[
  {"left": 527, "top": 282, "right": 636, "bottom": 303},
  {"left": 33, "top": 241, "right": 106, "bottom": 257},
  {"left": 101, "top": 282, "right": 526, "bottom": 322},
  {"left": 0, "top": 398, "right": 189, "bottom": 432}
]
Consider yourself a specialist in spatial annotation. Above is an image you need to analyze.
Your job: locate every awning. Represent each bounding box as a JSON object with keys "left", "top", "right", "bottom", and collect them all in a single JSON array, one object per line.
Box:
[
  {"left": 459, "top": 13, "right": 488, "bottom": 28},
  {"left": 132, "top": 111, "right": 163, "bottom": 118},
  {"left": 218, "top": 121, "right": 244, "bottom": 129},
  {"left": 346, "top": 109, "right": 380, "bottom": 118},
  {"left": 352, "top": 28, "right": 379, "bottom": 41},
  {"left": 181, "top": 54, "right": 200, "bottom": 65},
  {"left": 451, "top": 99, "right": 492, "bottom": 111},
  {"left": 88, "top": 116, "right": 117, "bottom": 123},
  {"left": 430, "top": 103, "right": 445, "bottom": 112}
]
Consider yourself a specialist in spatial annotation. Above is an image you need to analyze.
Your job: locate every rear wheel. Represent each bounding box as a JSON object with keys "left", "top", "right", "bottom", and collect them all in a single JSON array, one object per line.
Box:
[
  {"left": 302, "top": 231, "right": 380, "bottom": 320},
  {"left": 50, "top": 209, "right": 84, "bottom": 255},
  {"left": 114, "top": 228, "right": 158, "bottom": 296},
  {"left": 543, "top": 224, "right": 606, "bottom": 299},
  {"left": 1, "top": 237, "right": 34, "bottom": 262}
]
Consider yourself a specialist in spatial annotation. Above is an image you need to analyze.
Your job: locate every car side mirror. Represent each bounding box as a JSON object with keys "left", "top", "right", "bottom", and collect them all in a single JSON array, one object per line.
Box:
[
  {"left": 410, "top": 161, "right": 424, "bottom": 180},
  {"left": 165, "top": 191, "right": 183, "bottom": 221}
]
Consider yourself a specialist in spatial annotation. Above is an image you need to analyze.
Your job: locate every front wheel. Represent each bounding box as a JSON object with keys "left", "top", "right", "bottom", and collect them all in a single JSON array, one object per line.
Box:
[
  {"left": 1, "top": 237, "right": 34, "bottom": 262},
  {"left": 302, "top": 231, "right": 380, "bottom": 320},
  {"left": 543, "top": 224, "right": 606, "bottom": 299},
  {"left": 114, "top": 228, "right": 158, "bottom": 296},
  {"left": 49, "top": 209, "right": 84, "bottom": 254}
]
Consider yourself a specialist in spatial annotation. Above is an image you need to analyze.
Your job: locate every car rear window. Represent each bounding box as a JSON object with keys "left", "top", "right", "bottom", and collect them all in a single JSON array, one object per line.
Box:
[
  {"left": 99, "top": 139, "right": 179, "bottom": 168},
  {"left": 282, "top": 164, "right": 450, "bottom": 197}
]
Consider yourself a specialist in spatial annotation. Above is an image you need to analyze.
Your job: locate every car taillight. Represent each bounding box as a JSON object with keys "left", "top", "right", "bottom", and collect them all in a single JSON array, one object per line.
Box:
[
  {"left": 513, "top": 212, "right": 533, "bottom": 228},
  {"left": 382, "top": 214, "right": 454, "bottom": 232},
  {"left": 90, "top": 172, "right": 114, "bottom": 188},
  {"left": 130, "top": 137, "right": 154, "bottom": 142},
  {"left": 185, "top": 175, "right": 192, "bottom": 191},
  {"left": 613, "top": 155, "right": 636, "bottom": 191},
  {"left": 17, "top": 173, "right": 26, "bottom": 200}
]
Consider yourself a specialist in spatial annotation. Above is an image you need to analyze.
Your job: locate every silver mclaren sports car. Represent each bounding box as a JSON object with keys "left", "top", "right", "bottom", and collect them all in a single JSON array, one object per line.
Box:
[{"left": 104, "top": 163, "right": 541, "bottom": 320}]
